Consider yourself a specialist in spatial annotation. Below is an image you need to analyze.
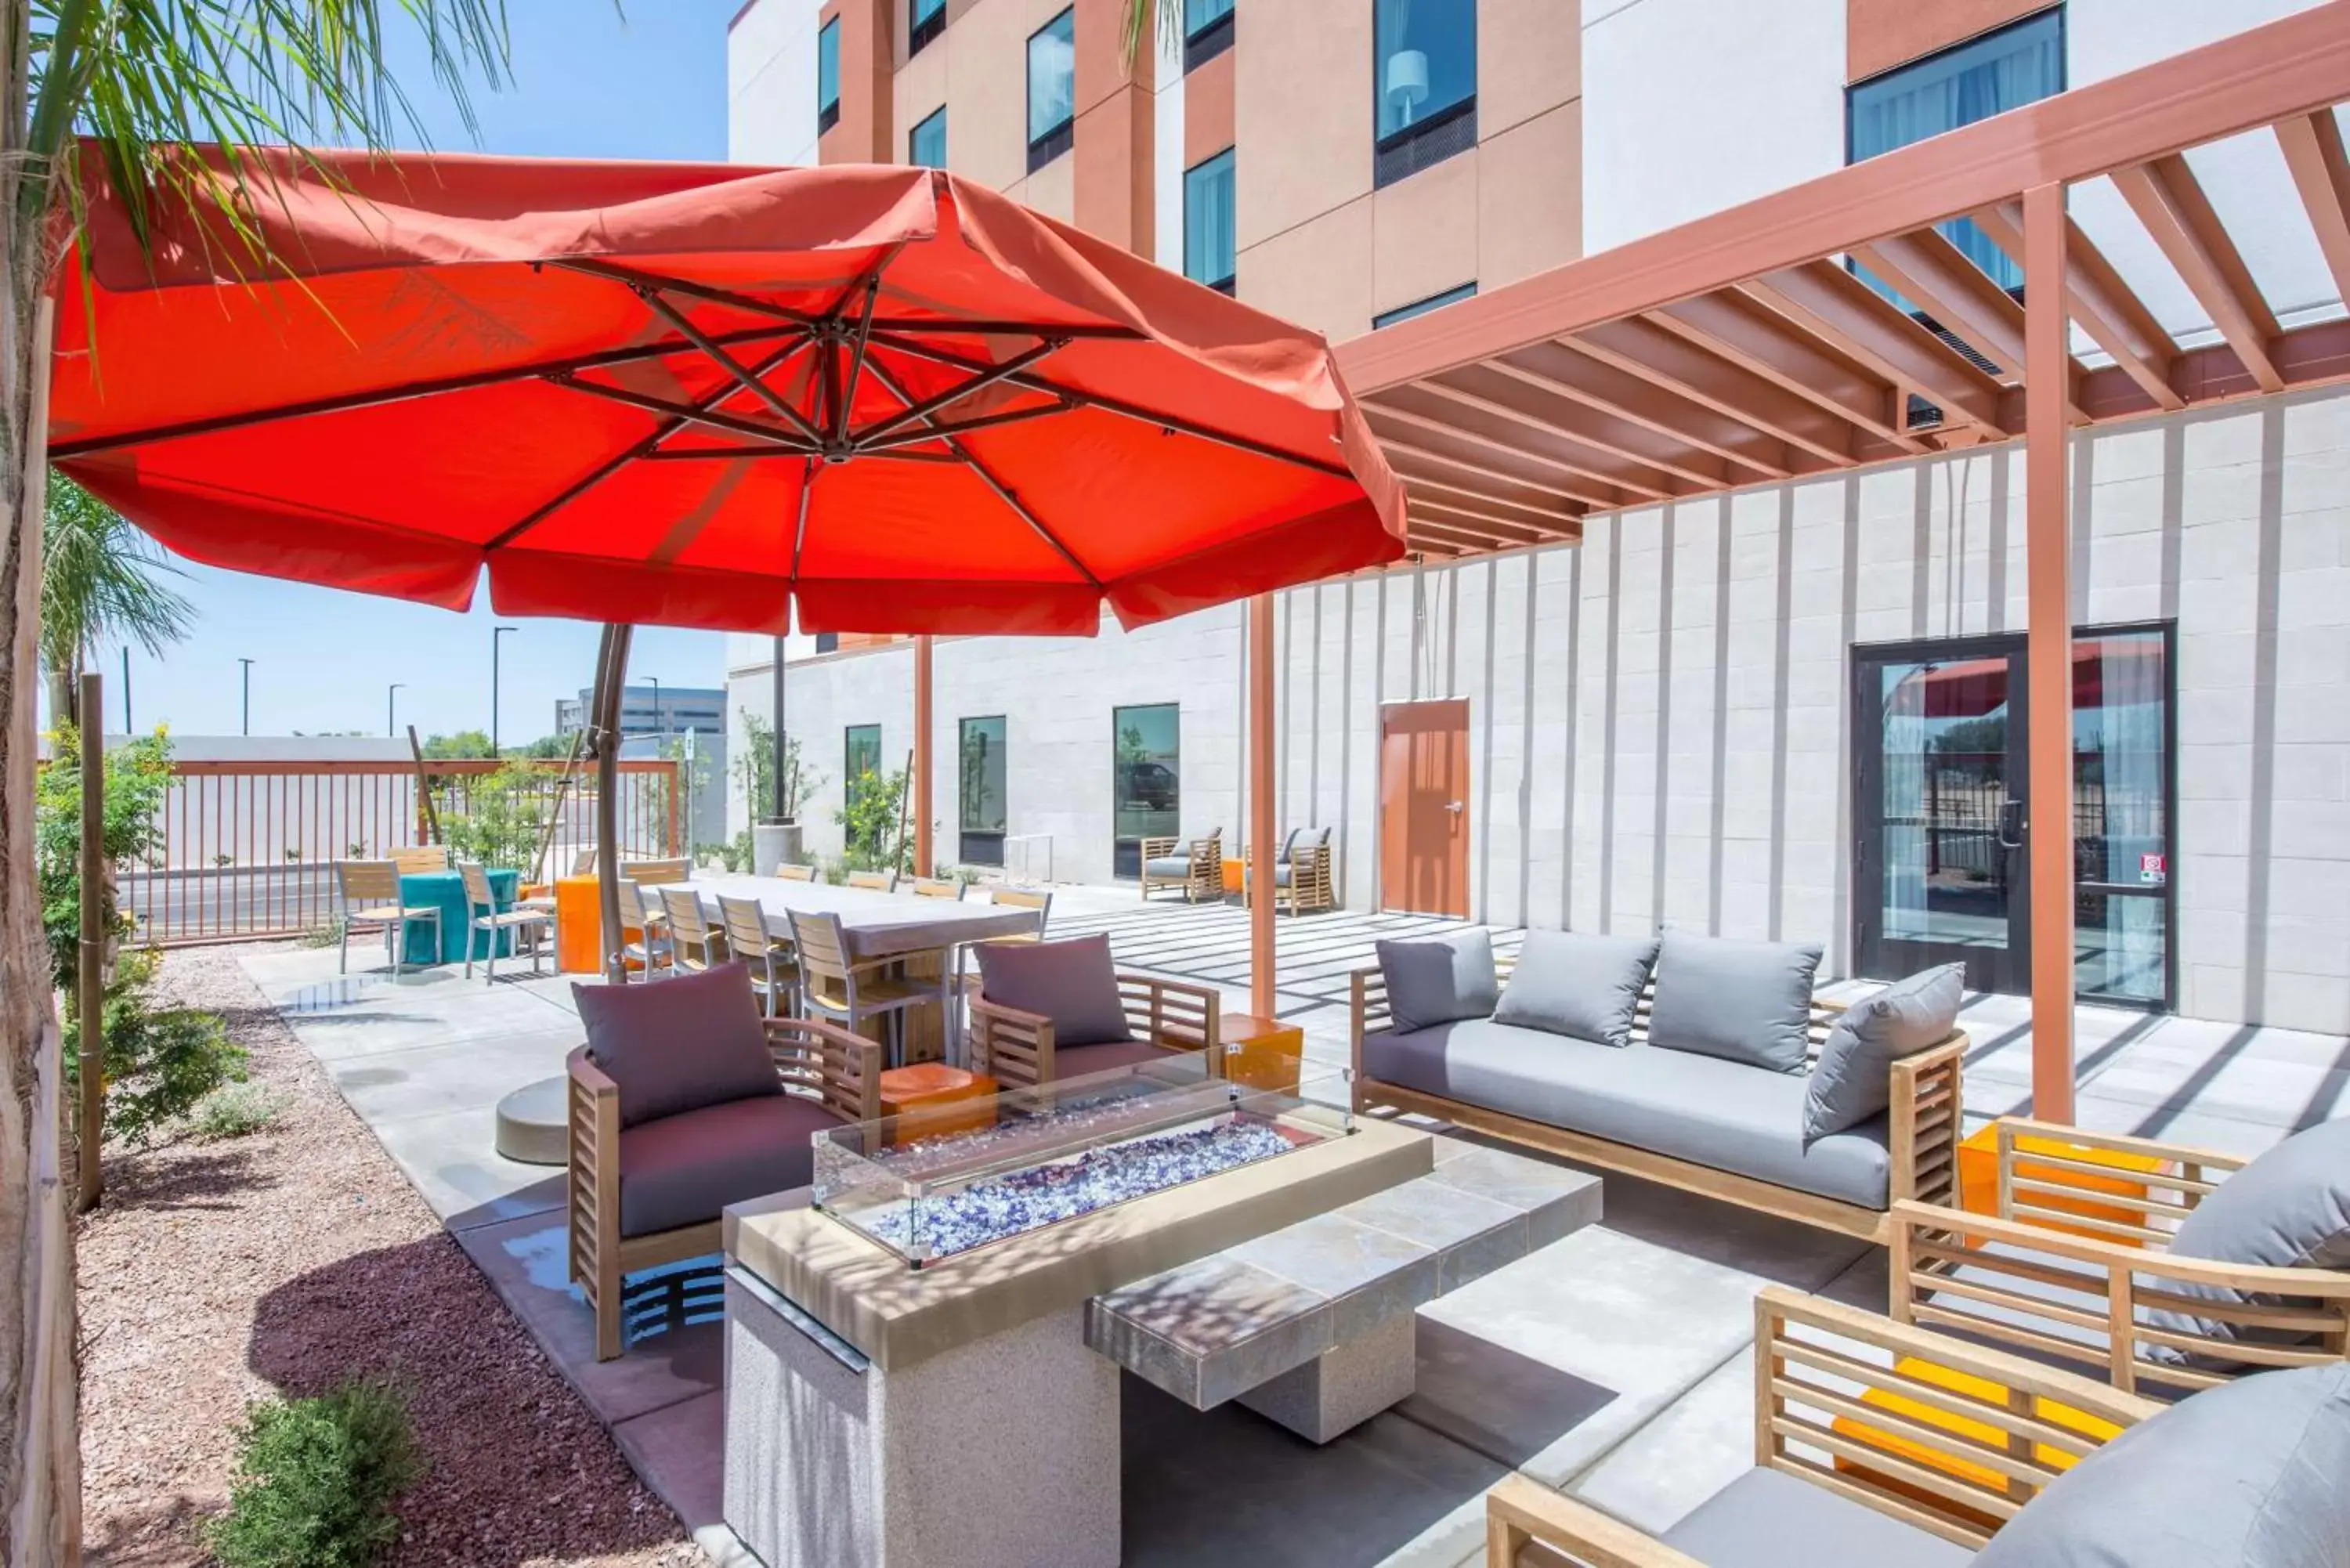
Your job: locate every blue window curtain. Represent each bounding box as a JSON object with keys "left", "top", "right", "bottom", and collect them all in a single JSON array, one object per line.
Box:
[
  {"left": 817, "top": 18, "right": 841, "bottom": 114},
  {"left": 1184, "top": 150, "right": 1235, "bottom": 287},
  {"left": 913, "top": 0, "right": 943, "bottom": 26},
  {"left": 910, "top": 107, "right": 947, "bottom": 169},
  {"left": 1849, "top": 11, "right": 2063, "bottom": 290},
  {"left": 1029, "top": 9, "right": 1076, "bottom": 145},
  {"left": 1374, "top": 0, "right": 1477, "bottom": 143},
  {"left": 1374, "top": 281, "right": 1476, "bottom": 330},
  {"left": 1185, "top": 0, "right": 1232, "bottom": 37}
]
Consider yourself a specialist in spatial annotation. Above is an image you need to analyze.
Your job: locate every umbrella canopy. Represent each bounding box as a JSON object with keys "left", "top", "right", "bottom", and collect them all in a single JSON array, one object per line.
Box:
[
  {"left": 46, "top": 152, "right": 1405, "bottom": 634},
  {"left": 1890, "top": 638, "right": 2165, "bottom": 721}
]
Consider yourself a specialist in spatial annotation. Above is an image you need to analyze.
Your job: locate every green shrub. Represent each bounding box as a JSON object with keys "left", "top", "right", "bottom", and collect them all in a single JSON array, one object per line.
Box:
[
  {"left": 64, "top": 948, "right": 248, "bottom": 1148},
  {"left": 189, "top": 1082, "right": 284, "bottom": 1142},
  {"left": 835, "top": 765, "right": 909, "bottom": 873},
  {"left": 207, "top": 1382, "right": 425, "bottom": 1568},
  {"left": 437, "top": 760, "right": 551, "bottom": 875},
  {"left": 301, "top": 917, "right": 346, "bottom": 949}
]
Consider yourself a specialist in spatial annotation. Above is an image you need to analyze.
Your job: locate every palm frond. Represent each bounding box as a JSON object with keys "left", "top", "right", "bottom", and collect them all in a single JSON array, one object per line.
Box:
[
  {"left": 1120, "top": 0, "right": 1184, "bottom": 73},
  {"left": 40, "top": 472, "right": 195, "bottom": 674}
]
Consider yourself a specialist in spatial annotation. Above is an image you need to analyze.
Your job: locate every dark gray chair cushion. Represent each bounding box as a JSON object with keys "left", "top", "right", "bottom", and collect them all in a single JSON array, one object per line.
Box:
[
  {"left": 617, "top": 1092, "right": 839, "bottom": 1237},
  {"left": 575, "top": 961, "right": 779, "bottom": 1129},
  {"left": 1143, "top": 855, "right": 1194, "bottom": 878},
  {"left": 1803, "top": 964, "right": 1965, "bottom": 1143},
  {"left": 2144, "top": 1116, "right": 2350, "bottom": 1357},
  {"left": 1375, "top": 929, "right": 1500, "bottom": 1033},
  {"left": 1052, "top": 1039, "right": 1170, "bottom": 1080},
  {"left": 1649, "top": 933, "right": 1824, "bottom": 1073},
  {"left": 1362, "top": 1019, "right": 1891, "bottom": 1208},
  {"left": 1661, "top": 1467, "right": 1972, "bottom": 1566},
  {"left": 1974, "top": 1363, "right": 2350, "bottom": 1568},
  {"left": 1493, "top": 930, "right": 1660, "bottom": 1049},
  {"left": 977, "top": 933, "right": 1132, "bottom": 1047}
]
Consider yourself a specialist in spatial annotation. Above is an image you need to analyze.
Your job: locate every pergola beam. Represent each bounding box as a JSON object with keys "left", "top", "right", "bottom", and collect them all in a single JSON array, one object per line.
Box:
[
  {"left": 1849, "top": 227, "right": 2030, "bottom": 378},
  {"left": 1488, "top": 339, "right": 1794, "bottom": 479},
  {"left": 1367, "top": 417, "right": 1634, "bottom": 511},
  {"left": 1392, "top": 468, "right": 1587, "bottom": 526},
  {"left": 2110, "top": 154, "right": 2284, "bottom": 392},
  {"left": 1414, "top": 365, "right": 1737, "bottom": 489},
  {"left": 1648, "top": 294, "right": 1927, "bottom": 452},
  {"left": 1971, "top": 202, "right": 2185, "bottom": 413},
  {"left": 2276, "top": 110, "right": 2350, "bottom": 309},
  {"left": 1743, "top": 260, "right": 2011, "bottom": 434},
  {"left": 1367, "top": 387, "right": 1683, "bottom": 500},
  {"left": 1571, "top": 317, "right": 1860, "bottom": 467}
]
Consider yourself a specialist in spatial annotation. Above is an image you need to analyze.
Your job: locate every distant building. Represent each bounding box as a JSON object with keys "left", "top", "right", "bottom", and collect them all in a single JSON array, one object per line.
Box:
[{"left": 555, "top": 684, "right": 725, "bottom": 742}]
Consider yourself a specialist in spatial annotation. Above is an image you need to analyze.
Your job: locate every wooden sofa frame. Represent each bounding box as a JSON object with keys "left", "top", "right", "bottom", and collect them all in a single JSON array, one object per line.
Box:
[
  {"left": 969, "top": 971, "right": 1224, "bottom": 1090},
  {"left": 1889, "top": 1118, "right": 2350, "bottom": 1395},
  {"left": 568, "top": 1016, "right": 881, "bottom": 1361},
  {"left": 1484, "top": 1286, "right": 2162, "bottom": 1564},
  {"left": 1349, "top": 953, "right": 1965, "bottom": 1245},
  {"left": 1138, "top": 831, "right": 1224, "bottom": 903}
]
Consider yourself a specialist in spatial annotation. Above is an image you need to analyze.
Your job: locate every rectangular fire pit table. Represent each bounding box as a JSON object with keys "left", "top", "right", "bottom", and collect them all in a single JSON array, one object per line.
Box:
[{"left": 1085, "top": 1139, "right": 1602, "bottom": 1443}]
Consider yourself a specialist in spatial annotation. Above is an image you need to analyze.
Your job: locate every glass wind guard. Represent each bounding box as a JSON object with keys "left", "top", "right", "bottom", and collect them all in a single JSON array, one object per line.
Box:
[{"left": 812, "top": 1057, "right": 1353, "bottom": 1267}]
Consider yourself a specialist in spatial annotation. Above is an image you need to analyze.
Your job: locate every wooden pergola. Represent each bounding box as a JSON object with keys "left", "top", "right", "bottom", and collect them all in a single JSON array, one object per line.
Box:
[{"left": 1331, "top": 2, "right": 2350, "bottom": 1119}]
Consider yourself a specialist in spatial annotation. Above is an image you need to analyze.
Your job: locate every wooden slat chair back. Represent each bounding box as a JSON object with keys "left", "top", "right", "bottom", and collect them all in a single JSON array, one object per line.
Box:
[
  {"left": 334, "top": 858, "right": 438, "bottom": 974},
  {"left": 1484, "top": 1287, "right": 2163, "bottom": 1563},
  {"left": 1139, "top": 829, "right": 1223, "bottom": 902},
  {"left": 910, "top": 877, "right": 966, "bottom": 900},
  {"left": 1890, "top": 1121, "right": 2350, "bottom": 1396},
  {"left": 984, "top": 885, "right": 1052, "bottom": 943},
  {"left": 967, "top": 956, "right": 1223, "bottom": 1093},
  {"left": 846, "top": 869, "right": 898, "bottom": 892},
  {"left": 570, "top": 848, "right": 597, "bottom": 875},
  {"left": 772, "top": 862, "right": 819, "bottom": 882},
  {"left": 718, "top": 894, "right": 797, "bottom": 1017},
  {"left": 1350, "top": 947, "right": 1965, "bottom": 1244},
  {"left": 567, "top": 1016, "right": 882, "bottom": 1360},
  {"left": 390, "top": 844, "right": 450, "bottom": 875},
  {"left": 620, "top": 880, "right": 672, "bottom": 977},
  {"left": 659, "top": 887, "right": 722, "bottom": 975},
  {"left": 457, "top": 860, "right": 551, "bottom": 981},
  {"left": 786, "top": 908, "right": 932, "bottom": 1064}
]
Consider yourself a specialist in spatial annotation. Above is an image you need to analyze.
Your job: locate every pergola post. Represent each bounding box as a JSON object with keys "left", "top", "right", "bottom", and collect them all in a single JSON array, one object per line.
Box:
[
  {"left": 1249, "top": 594, "right": 1276, "bottom": 1018},
  {"left": 2023, "top": 181, "right": 2077, "bottom": 1123},
  {"left": 770, "top": 632, "right": 788, "bottom": 820},
  {"left": 593, "top": 623, "right": 635, "bottom": 985},
  {"left": 77, "top": 670, "right": 104, "bottom": 1214},
  {"left": 913, "top": 634, "right": 935, "bottom": 878}
]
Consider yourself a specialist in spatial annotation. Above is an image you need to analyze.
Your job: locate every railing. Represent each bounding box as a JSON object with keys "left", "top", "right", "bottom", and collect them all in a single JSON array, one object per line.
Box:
[{"left": 122, "top": 757, "right": 681, "bottom": 947}]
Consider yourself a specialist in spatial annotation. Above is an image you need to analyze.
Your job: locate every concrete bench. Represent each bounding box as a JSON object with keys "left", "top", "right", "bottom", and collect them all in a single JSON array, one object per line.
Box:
[{"left": 1085, "top": 1140, "right": 1603, "bottom": 1442}]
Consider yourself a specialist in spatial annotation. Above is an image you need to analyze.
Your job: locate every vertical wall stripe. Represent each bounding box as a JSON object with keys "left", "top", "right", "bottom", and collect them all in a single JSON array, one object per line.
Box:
[
  {"left": 1834, "top": 479, "right": 1861, "bottom": 978},
  {"left": 1279, "top": 589, "right": 1295, "bottom": 826},
  {"left": 2244, "top": 407, "right": 2285, "bottom": 1020},
  {"left": 2159, "top": 425, "right": 2184, "bottom": 624},
  {"left": 1598, "top": 523, "right": 1621, "bottom": 933},
  {"left": 1477, "top": 557, "right": 1499, "bottom": 926},
  {"left": 1520, "top": 550, "right": 1539, "bottom": 928},
  {"left": 1708, "top": 501, "right": 1731, "bottom": 935},
  {"left": 1408, "top": 559, "right": 1425, "bottom": 701},
  {"left": 1768, "top": 490, "right": 1794, "bottom": 943},
  {"left": 1987, "top": 451, "right": 2010, "bottom": 633},
  {"left": 1309, "top": 585, "right": 1324, "bottom": 828},
  {"left": 1372, "top": 570, "right": 1388, "bottom": 911},
  {"left": 1561, "top": 544, "right": 1582, "bottom": 932},
  {"left": 1444, "top": 567, "right": 1461, "bottom": 698},
  {"left": 1651, "top": 508, "right": 1676, "bottom": 931},
  {"left": 1338, "top": 580, "right": 1356, "bottom": 904},
  {"left": 1911, "top": 464, "right": 1933, "bottom": 638}
]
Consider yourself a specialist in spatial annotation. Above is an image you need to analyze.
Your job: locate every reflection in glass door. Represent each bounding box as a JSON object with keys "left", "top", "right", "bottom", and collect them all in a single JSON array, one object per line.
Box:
[
  {"left": 959, "top": 715, "right": 1007, "bottom": 866},
  {"left": 1112, "top": 703, "right": 1180, "bottom": 879},
  {"left": 2071, "top": 629, "right": 2171, "bottom": 1006}
]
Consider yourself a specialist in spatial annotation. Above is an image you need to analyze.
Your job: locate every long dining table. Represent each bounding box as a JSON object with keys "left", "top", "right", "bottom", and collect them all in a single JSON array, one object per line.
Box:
[{"left": 660, "top": 874, "right": 1043, "bottom": 1064}]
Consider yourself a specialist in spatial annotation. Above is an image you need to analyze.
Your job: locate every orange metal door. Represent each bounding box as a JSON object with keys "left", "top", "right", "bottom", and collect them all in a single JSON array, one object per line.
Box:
[{"left": 1379, "top": 700, "right": 1470, "bottom": 916}]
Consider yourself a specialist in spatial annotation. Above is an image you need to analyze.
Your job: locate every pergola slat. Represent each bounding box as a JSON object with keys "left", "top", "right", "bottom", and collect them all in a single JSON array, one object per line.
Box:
[
  {"left": 1365, "top": 411, "right": 1636, "bottom": 510},
  {"left": 1648, "top": 294, "right": 1927, "bottom": 452},
  {"left": 1743, "top": 261, "right": 2012, "bottom": 435},
  {"left": 1371, "top": 385, "right": 1687, "bottom": 500},
  {"left": 2110, "top": 154, "right": 2284, "bottom": 392},
  {"left": 1488, "top": 341, "right": 1795, "bottom": 479},
  {"left": 1412, "top": 499, "right": 1584, "bottom": 543},
  {"left": 1417, "top": 365, "right": 1736, "bottom": 489},
  {"left": 2276, "top": 110, "right": 2350, "bottom": 309},
  {"left": 1849, "top": 228, "right": 2030, "bottom": 378},
  {"left": 1571, "top": 317, "right": 1860, "bottom": 468},
  {"left": 1970, "top": 201, "right": 2185, "bottom": 413},
  {"left": 1392, "top": 465, "right": 1589, "bottom": 523}
]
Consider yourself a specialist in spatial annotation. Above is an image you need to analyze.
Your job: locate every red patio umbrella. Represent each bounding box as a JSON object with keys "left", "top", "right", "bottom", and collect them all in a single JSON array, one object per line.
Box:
[{"left": 45, "top": 151, "right": 1405, "bottom": 635}]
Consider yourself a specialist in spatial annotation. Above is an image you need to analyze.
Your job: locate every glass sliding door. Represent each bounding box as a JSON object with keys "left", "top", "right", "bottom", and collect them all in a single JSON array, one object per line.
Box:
[
  {"left": 1112, "top": 703, "right": 1179, "bottom": 878},
  {"left": 959, "top": 715, "right": 1007, "bottom": 867},
  {"left": 2071, "top": 628, "right": 2172, "bottom": 1006},
  {"left": 844, "top": 724, "right": 882, "bottom": 808}
]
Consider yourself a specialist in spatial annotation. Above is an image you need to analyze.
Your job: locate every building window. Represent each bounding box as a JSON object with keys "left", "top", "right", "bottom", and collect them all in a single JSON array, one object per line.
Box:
[
  {"left": 1373, "top": 281, "right": 1476, "bottom": 330},
  {"left": 845, "top": 723, "right": 882, "bottom": 809},
  {"left": 1028, "top": 9, "right": 1076, "bottom": 173},
  {"left": 1184, "top": 0, "right": 1233, "bottom": 71},
  {"left": 1848, "top": 9, "right": 2063, "bottom": 293},
  {"left": 814, "top": 631, "right": 839, "bottom": 654},
  {"left": 959, "top": 715, "right": 1007, "bottom": 866},
  {"left": 1184, "top": 150, "right": 1235, "bottom": 294},
  {"left": 817, "top": 17, "right": 841, "bottom": 135},
  {"left": 909, "top": 106, "right": 947, "bottom": 169},
  {"left": 1112, "top": 703, "right": 1179, "bottom": 879},
  {"left": 1373, "top": 0, "right": 1474, "bottom": 189},
  {"left": 910, "top": 0, "right": 945, "bottom": 56}
]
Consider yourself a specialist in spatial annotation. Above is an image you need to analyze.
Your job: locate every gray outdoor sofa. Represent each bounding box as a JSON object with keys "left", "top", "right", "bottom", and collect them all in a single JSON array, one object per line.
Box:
[{"left": 1350, "top": 930, "right": 1968, "bottom": 1244}]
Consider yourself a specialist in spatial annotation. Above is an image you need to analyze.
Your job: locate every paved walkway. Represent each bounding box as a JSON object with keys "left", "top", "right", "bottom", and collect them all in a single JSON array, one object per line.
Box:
[{"left": 234, "top": 891, "right": 2350, "bottom": 1566}]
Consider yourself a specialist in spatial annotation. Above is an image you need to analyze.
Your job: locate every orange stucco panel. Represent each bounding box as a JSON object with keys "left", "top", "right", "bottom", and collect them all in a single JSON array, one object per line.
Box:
[
  {"left": 1848, "top": 0, "right": 2052, "bottom": 84},
  {"left": 1076, "top": 85, "right": 1155, "bottom": 255},
  {"left": 1184, "top": 44, "right": 1235, "bottom": 168},
  {"left": 819, "top": 0, "right": 895, "bottom": 164}
]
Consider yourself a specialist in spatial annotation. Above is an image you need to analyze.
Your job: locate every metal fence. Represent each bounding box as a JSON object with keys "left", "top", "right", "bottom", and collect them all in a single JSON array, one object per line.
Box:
[{"left": 122, "top": 757, "right": 681, "bottom": 946}]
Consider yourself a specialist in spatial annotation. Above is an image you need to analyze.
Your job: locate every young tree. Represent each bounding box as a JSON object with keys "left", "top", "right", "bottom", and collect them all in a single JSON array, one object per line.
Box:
[
  {"left": 39, "top": 475, "right": 193, "bottom": 726},
  {"left": 2, "top": 9, "right": 509, "bottom": 1561}
]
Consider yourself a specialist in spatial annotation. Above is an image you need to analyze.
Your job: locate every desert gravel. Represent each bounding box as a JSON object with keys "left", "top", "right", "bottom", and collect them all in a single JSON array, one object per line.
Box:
[{"left": 77, "top": 943, "right": 701, "bottom": 1567}]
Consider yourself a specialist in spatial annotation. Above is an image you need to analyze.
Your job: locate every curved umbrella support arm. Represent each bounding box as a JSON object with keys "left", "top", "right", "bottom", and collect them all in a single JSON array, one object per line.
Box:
[{"left": 591, "top": 622, "right": 635, "bottom": 985}]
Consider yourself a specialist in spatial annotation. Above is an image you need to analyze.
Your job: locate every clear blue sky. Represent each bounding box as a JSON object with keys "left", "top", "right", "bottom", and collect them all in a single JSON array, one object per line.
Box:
[{"left": 88, "top": 0, "right": 747, "bottom": 743}]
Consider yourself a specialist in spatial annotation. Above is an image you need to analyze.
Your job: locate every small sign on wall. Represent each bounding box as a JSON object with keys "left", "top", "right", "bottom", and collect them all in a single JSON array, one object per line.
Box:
[{"left": 2139, "top": 852, "right": 2167, "bottom": 886}]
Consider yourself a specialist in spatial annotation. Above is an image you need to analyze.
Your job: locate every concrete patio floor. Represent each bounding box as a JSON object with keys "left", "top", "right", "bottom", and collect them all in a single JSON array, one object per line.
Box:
[{"left": 234, "top": 891, "right": 2350, "bottom": 1566}]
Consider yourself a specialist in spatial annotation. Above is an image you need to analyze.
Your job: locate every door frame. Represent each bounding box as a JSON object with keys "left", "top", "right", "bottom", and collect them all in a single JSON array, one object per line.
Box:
[{"left": 1377, "top": 697, "right": 1471, "bottom": 918}]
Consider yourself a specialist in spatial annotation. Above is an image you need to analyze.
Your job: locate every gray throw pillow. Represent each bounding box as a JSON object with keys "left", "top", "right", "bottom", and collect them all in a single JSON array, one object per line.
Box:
[
  {"left": 1647, "top": 933, "right": 1824, "bottom": 1073},
  {"left": 575, "top": 961, "right": 779, "bottom": 1129},
  {"left": 1493, "top": 930, "right": 1660, "bottom": 1049},
  {"left": 1802, "top": 964, "right": 1965, "bottom": 1143},
  {"left": 976, "top": 934, "right": 1132, "bottom": 1047},
  {"left": 1973, "top": 1363, "right": 2350, "bottom": 1568},
  {"left": 1376, "top": 930, "right": 1499, "bottom": 1033},
  {"left": 2144, "top": 1116, "right": 2350, "bottom": 1360}
]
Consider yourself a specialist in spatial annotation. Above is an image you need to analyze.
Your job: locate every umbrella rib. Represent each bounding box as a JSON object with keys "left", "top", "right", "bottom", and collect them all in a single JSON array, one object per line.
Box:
[
  {"left": 865, "top": 330, "right": 1357, "bottom": 480},
  {"left": 484, "top": 339, "right": 809, "bottom": 552},
  {"left": 549, "top": 258, "right": 822, "bottom": 329},
  {"left": 861, "top": 354, "right": 1102, "bottom": 589},
  {"left": 626, "top": 288, "right": 825, "bottom": 444},
  {"left": 851, "top": 338, "right": 1069, "bottom": 448},
  {"left": 48, "top": 324, "right": 801, "bottom": 461},
  {"left": 836, "top": 264, "right": 891, "bottom": 444},
  {"left": 858, "top": 396, "right": 1078, "bottom": 453},
  {"left": 790, "top": 459, "right": 816, "bottom": 583},
  {"left": 547, "top": 372, "right": 821, "bottom": 452}
]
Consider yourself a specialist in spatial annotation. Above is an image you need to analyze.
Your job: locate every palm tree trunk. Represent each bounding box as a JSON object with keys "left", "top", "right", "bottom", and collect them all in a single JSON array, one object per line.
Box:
[{"left": 1, "top": 2, "right": 83, "bottom": 1558}]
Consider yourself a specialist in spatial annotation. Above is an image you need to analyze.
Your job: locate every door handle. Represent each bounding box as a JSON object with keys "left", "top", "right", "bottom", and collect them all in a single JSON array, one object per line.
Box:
[
  {"left": 1997, "top": 800, "right": 2026, "bottom": 850},
  {"left": 1444, "top": 801, "right": 1464, "bottom": 814}
]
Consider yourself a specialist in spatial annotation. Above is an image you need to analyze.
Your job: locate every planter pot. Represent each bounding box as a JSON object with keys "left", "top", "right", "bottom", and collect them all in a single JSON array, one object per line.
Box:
[{"left": 753, "top": 821, "right": 803, "bottom": 876}]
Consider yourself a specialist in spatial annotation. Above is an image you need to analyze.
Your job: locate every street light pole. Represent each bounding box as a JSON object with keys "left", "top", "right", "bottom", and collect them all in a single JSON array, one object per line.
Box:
[
  {"left": 237, "top": 658, "right": 254, "bottom": 735},
  {"left": 491, "top": 624, "right": 518, "bottom": 753},
  {"left": 388, "top": 682, "right": 405, "bottom": 738},
  {"left": 649, "top": 675, "right": 663, "bottom": 740}
]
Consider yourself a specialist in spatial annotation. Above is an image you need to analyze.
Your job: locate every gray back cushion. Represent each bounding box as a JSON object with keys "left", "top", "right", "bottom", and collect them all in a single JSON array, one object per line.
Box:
[
  {"left": 1492, "top": 930, "right": 1660, "bottom": 1049},
  {"left": 977, "top": 934, "right": 1132, "bottom": 1047},
  {"left": 1974, "top": 1363, "right": 2350, "bottom": 1568},
  {"left": 1376, "top": 930, "right": 1499, "bottom": 1033},
  {"left": 1802, "top": 964, "right": 1965, "bottom": 1143},
  {"left": 1647, "top": 934, "right": 1824, "bottom": 1073},
  {"left": 2146, "top": 1115, "right": 2350, "bottom": 1354},
  {"left": 576, "top": 961, "right": 779, "bottom": 1129}
]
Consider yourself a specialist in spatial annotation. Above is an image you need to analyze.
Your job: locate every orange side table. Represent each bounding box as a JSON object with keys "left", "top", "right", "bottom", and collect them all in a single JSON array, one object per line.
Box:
[
  {"left": 1221, "top": 857, "right": 1245, "bottom": 894},
  {"left": 879, "top": 1064, "right": 998, "bottom": 1146},
  {"left": 1832, "top": 1354, "right": 2120, "bottom": 1528},
  {"left": 554, "top": 874, "right": 605, "bottom": 974},
  {"left": 1956, "top": 1121, "right": 2168, "bottom": 1246},
  {"left": 1218, "top": 1013, "right": 1304, "bottom": 1093}
]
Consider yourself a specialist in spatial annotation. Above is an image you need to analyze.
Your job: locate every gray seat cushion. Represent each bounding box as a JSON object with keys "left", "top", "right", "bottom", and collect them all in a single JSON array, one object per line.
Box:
[
  {"left": 978, "top": 933, "right": 1130, "bottom": 1047},
  {"left": 1494, "top": 930, "right": 1659, "bottom": 1049},
  {"left": 1376, "top": 929, "right": 1500, "bottom": 1032},
  {"left": 1143, "top": 855, "right": 1194, "bottom": 877},
  {"left": 575, "top": 960, "right": 779, "bottom": 1129},
  {"left": 617, "top": 1093, "right": 840, "bottom": 1237},
  {"left": 1363, "top": 1019, "right": 1891, "bottom": 1207},
  {"left": 1803, "top": 964, "right": 1965, "bottom": 1142},
  {"left": 1661, "top": 1468, "right": 1973, "bottom": 1566},
  {"left": 1053, "top": 1039, "right": 1171, "bottom": 1081},
  {"left": 2145, "top": 1115, "right": 2350, "bottom": 1359},
  {"left": 1974, "top": 1363, "right": 2350, "bottom": 1568},
  {"left": 1649, "top": 933, "right": 1824, "bottom": 1073}
]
